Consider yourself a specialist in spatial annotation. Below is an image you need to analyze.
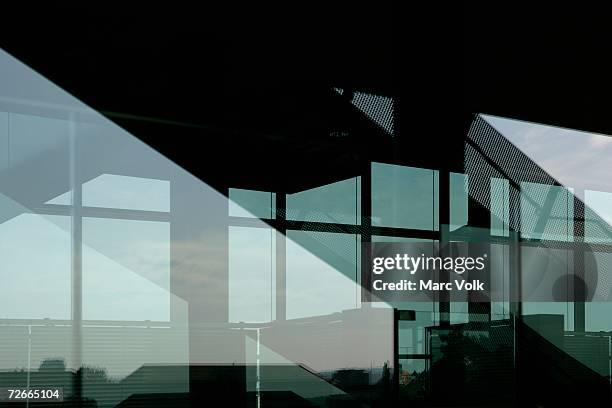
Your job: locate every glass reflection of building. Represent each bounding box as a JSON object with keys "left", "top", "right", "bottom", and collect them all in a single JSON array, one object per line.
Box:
[{"left": 1, "top": 43, "right": 612, "bottom": 408}]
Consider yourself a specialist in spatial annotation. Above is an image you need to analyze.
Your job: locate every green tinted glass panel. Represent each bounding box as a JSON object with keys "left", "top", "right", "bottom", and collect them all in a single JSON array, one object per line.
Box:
[
  {"left": 229, "top": 188, "right": 275, "bottom": 219},
  {"left": 450, "top": 172, "right": 468, "bottom": 232},
  {"left": 371, "top": 163, "right": 438, "bottom": 230},
  {"left": 491, "top": 178, "right": 510, "bottom": 237},
  {"left": 585, "top": 190, "right": 612, "bottom": 244},
  {"left": 520, "top": 182, "right": 573, "bottom": 241},
  {"left": 82, "top": 218, "right": 171, "bottom": 321},
  {"left": 229, "top": 226, "right": 274, "bottom": 323},
  {"left": 0, "top": 213, "right": 71, "bottom": 319},
  {"left": 286, "top": 231, "right": 357, "bottom": 319},
  {"left": 286, "top": 177, "right": 359, "bottom": 224}
]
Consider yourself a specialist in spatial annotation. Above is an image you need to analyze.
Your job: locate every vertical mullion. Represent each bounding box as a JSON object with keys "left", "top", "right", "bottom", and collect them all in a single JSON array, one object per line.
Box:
[
  {"left": 574, "top": 189, "right": 585, "bottom": 332},
  {"left": 69, "top": 114, "right": 83, "bottom": 403},
  {"left": 509, "top": 182, "right": 522, "bottom": 405},
  {"left": 275, "top": 192, "right": 286, "bottom": 321},
  {"left": 360, "top": 162, "right": 372, "bottom": 307},
  {"left": 438, "top": 170, "right": 450, "bottom": 327}
]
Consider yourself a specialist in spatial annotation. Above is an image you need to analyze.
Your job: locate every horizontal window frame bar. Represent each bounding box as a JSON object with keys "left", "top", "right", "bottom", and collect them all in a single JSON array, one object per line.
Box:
[
  {"left": 31, "top": 204, "right": 171, "bottom": 222},
  {"left": 228, "top": 216, "right": 440, "bottom": 239}
]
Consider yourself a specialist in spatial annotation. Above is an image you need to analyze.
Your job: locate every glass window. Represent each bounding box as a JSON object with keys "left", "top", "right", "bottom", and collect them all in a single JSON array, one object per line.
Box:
[
  {"left": 82, "top": 218, "right": 170, "bottom": 321},
  {"left": 6, "top": 113, "right": 71, "bottom": 206},
  {"left": 229, "top": 226, "right": 274, "bottom": 322},
  {"left": 398, "top": 321, "right": 427, "bottom": 355},
  {"left": 490, "top": 243, "right": 510, "bottom": 320},
  {"left": 584, "top": 190, "right": 612, "bottom": 244},
  {"left": 399, "top": 358, "right": 426, "bottom": 390},
  {"left": 0, "top": 213, "right": 71, "bottom": 319},
  {"left": 9, "top": 113, "right": 70, "bottom": 169},
  {"left": 286, "top": 177, "right": 359, "bottom": 224},
  {"left": 585, "top": 302, "right": 612, "bottom": 332},
  {"left": 371, "top": 163, "right": 438, "bottom": 230},
  {"left": 0, "top": 326, "right": 28, "bottom": 373},
  {"left": 520, "top": 182, "right": 573, "bottom": 241},
  {"left": 47, "top": 174, "right": 171, "bottom": 212},
  {"left": 228, "top": 188, "right": 275, "bottom": 219},
  {"left": 286, "top": 231, "right": 357, "bottom": 319},
  {"left": 450, "top": 172, "right": 468, "bottom": 232},
  {"left": 491, "top": 178, "right": 510, "bottom": 237}
]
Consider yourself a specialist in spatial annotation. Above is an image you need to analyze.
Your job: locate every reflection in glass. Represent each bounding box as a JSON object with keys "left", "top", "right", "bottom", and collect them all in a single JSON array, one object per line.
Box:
[
  {"left": 0, "top": 213, "right": 71, "bottom": 319},
  {"left": 520, "top": 182, "right": 573, "bottom": 241},
  {"left": 4, "top": 41, "right": 612, "bottom": 406},
  {"left": 49, "top": 174, "right": 170, "bottom": 212},
  {"left": 82, "top": 218, "right": 170, "bottom": 321},
  {"left": 490, "top": 243, "right": 510, "bottom": 320},
  {"left": 286, "top": 231, "right": 357, "bottom": 319},
  {"left": 229, "top": 226, "right": 274, "bottom": 322},
  {"left": 286, "top": 177, "right": 360, "bottom": 224},
  {"left": 9, "top": 112, "right": 70, "bottom": 169},
  {"left": 491, "top": 178, "right": 510, "bottom": 237},
  {"left": 229, "top": 188, "right": 275, "bottom": 219},
  {"left": 372, "top": 162, "right": 439, "bottom": 230},
  {"left": 585, "top": 302, "right": 612, "bottom": 332},
  {"left": 585, "top": 190, "right": 612, "bottom": 244},
  {"left": 450, "top": 172, "right": 468, "bottom": 232}
]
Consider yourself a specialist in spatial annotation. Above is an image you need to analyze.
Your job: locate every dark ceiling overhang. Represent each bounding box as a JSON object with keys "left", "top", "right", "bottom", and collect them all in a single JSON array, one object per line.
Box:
[
  {"left": 0, "top": 3, "right": 398, "bottom": 193},
  {"left": 464, "top": 3, "right": 612, "bottom": 137},
  {"left": 0, "top": 3, "right": 396, "bottom": 125}
]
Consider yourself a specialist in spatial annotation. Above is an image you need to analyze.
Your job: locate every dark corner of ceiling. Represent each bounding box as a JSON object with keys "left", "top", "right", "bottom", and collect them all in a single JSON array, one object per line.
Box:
[
  {"left": 0, "top": 3, "right": 401, "bottom": 193},
  {"left": 463, "top": 3, "right": 612, "bottom": 137}
]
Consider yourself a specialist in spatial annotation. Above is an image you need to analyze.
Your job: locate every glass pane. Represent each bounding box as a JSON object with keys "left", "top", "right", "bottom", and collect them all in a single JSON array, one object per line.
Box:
[
  {"left": 286, "top": 231, "right": 357, "bottom": 319},
  {"left": 0, "top": 326, "right": 28, "bottom": 375},
  {"left": 83, "top": 217, "right": 171, "bottom": 321},
  {"left": 0, "top": 48, "right": 209, "bottom": 406},
  {"left": 9, "top": 112, "right": 71, "bottom": 170},
  {"left": 229, "top": 226, "right": 274, "bottom": 323},
  {"left": 490, "top": 243, "right": 510, "bottom": 320},
  {"left": 450, "top": 172, "right": 468, "bottom": 232},
  {"left": 520, "top": 181, "right": 573, "bottom": 241},
  {"left": 584, "top": 189, "right": 612, "bottom": 244},
  {"left": 371, "top": 162, "right": 438, "bottom": 230},
  {"left": 0, "top": 213, "right": 71, "bottom": 319},
  {"left": 491, "top": 178, "right": 510, "bottom": 237},
  {"left": 4, "top": 112, "right": 71, "bottom": 207},
  {"left": 450, "top": 302, "right": 469, "bottom": 324},
  {"left": 398, "top": 358, "right": 426, "bottom": 390},
  {"left": 585, "top": 301, "right": 612, "bottom": 332},
  {"left": 48, "top": 174, "right": 171, "bottom": 212},
  {"left": 84, "top": 174, "right": 169, "bottom": 211},
  {"left": 286, "top": 177, "right": 360, "bottom": 224},
  {"left": 229, "top": 188, "right": 275, "bottom": 219}
]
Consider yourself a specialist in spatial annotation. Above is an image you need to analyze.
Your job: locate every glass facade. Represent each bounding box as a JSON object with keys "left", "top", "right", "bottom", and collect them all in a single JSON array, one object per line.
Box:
[{"left": 1, "top": 42, "right": 612, "bottom": 408}]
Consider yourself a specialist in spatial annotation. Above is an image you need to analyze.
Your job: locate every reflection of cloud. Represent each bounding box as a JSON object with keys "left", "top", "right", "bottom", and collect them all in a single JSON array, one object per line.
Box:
[
  {"left": 483, "top": 114, "right": 612, "bottom": 192},
  {"left": 482, "top": 114, "right": 612, "bottom": 276},
  {"left": 588, "top": 134, "right": 611, "bottom": 148}
]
